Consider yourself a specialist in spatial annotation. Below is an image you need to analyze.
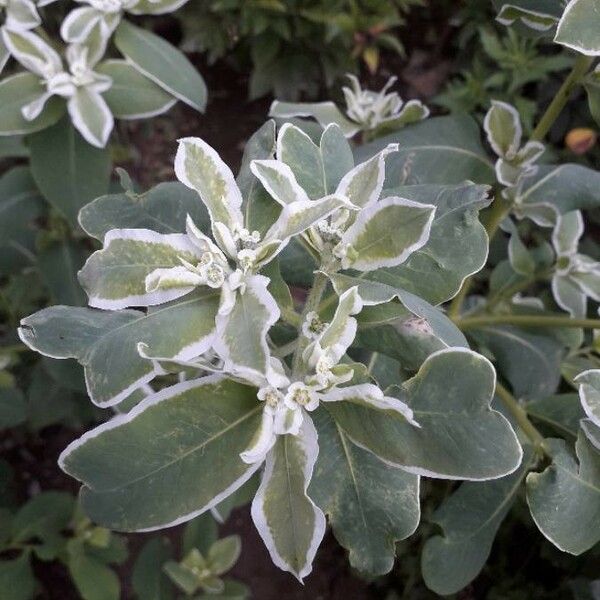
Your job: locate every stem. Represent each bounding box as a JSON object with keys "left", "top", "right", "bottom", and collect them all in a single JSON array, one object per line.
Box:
[
  {"left": 456, "top": 314, "right": 600, "bottom": 330},
  {"left": 291, "top": 271, "right": 329, "bottom": 376},
  {"left": 530, "top": 55, "right": 595, "bottom": 142},
  {"left": 485, "top": 270, "right": 551, "bottom": 312},
  {"left": 280, "top": 306, "right": 301, "bottom": 328},
  {"left": 447, "top": 195, "right": 511, "bottom": 319},
  {"left": 272, "top": 339, "right": 298, "bottom": 359},
  {"left": 495, "top": 382, "right": 549, "bottom": 455}
]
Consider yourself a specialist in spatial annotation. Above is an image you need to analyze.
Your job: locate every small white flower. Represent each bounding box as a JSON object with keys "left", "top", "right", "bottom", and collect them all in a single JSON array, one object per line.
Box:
[
  {"left": 284, "top": 382, "right": 320, "bottom": 412},
  {"left": 301, "top": 311, "right": 327, "bottom": 340}
]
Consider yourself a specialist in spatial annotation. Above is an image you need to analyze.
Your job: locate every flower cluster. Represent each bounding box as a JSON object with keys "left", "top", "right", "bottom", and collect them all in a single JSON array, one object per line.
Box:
[
  {"left": 0, "top": 0, "right": 198, "bottom": 146},
  {"left": 269, "top": 74, "right": 429, "bottom": 139}
]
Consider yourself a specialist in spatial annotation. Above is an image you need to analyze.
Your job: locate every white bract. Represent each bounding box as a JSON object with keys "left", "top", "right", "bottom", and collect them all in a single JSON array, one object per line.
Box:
[
  {"left": 61, "top": 0, "right": 190, "bottom": 47},
  {"left": 484, "top": 100, "right": 545, "bottom": 188},
  {"left": 269, "top": 74, "right": 429, "bottom": 138},
  {"left": 551, "top": 210, "right": 600, "bottom": 317},
  {"left": 3, "top": 29, "right": 114, "bottom": 146},
  {"left": 0, "top": 0, "right": 40, "bottom": 73},
  {"left": 252, "top": 123, "right": 436, "bottom": 273}
]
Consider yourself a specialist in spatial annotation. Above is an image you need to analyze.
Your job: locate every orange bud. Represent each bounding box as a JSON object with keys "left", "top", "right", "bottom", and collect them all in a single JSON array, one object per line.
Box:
[{"left": 565, "top": 128, "right": 597, "bottom": 155}]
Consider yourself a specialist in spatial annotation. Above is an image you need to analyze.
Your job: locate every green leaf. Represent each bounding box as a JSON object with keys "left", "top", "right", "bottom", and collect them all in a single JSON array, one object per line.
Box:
[
  {"left": 60, "top": 377, "right": 262, "bottom": 530},
  {"left": 276, "top": 123, "right": 354, "bottom": 200},
  {"left": 269, "top": 100, "right": 360, "bottom": 137},
  {"left": 515, "top": 164, "right": 600, "bottom": 226},
  {"left": 326, "top": 348, "right": 522, "bottom": 480},
  {"left": 215, "top": 275, "right": 279, "bottom": 383},
  {"left": 484, "top": 100, "right": 521, "bottom": 157},
  {"left": 355, "top": 115, "right": 495, "bottom": 186},
  {"left": 237, "top": 120, "right": 279, "bottom": 236},
  {"left": 96, "top": 60, "right": 176, "bottom": 119},
  {"left": 37, "top": 240, "right": 88, "bottom": 306},
  {"left": 11, "top": 491, "right": 74, "bottom": 560},
  {"left": 470, "top": 325, "right": 564, "bottom": 400},
  {"left": 0, "top": 388, "right": 26, "bottom": 430},
  {"left": 78, "top": 229, "right": 204, "bottom": 310},
  {"left": 28, "top": 116, "right": 111, "bottom": 227},
  {"left": 0, "top": 553, "right": 36, "bottom": 600},
  {"left": 330, "top": 272, "right": 467, "bottom": 369},
  {"left": 495, "top": 1, "right": 561, "bottom": 31},
  {"left": 0, "top": 72, "right": 64, "bottom": 135},
  {"left": 182, "top": 514, "right": 218, "bottom": 556},
  {"left": 251, "top": 419, "right": 325, "bottom": 581},
  {"left": 555, "top": 0, "right": 600, "bottom": 55},
  {"left": 526, "top": 394, "right": 584, "bottom": 438},
  {"left": 526, "top": 432, "right": 600, "bottom": 554},
  {"left": 421, "top": 446, "right": 534, "bottom": 595},
  {"left": 67, "top": 541, "right": 120, "bottom": 600},
  {"left": 575, "top": 369, "right": 600, "bottom": 427},
  {"left": 18, "top": 290, "right": 219, "bottom": 406},
  {"left": 338, "top": 197, "right": 435, "bottom": 272},
  {"left": 0, "top": 166, "right": 44, "bottom": 276},
  {"left": 114, "top": 21, "right": 207, "bottom": 112},
  {"left": 132, "top": 538, "right": 175, "bottom": 600},
  {"left": 359, "top": 183, "right": 490, "bottom": 304},
  {"left": 79, "top": 182, "right": 210, "bottom": 241},
  {"left": 207, "top": 536, "right": 241, "bottom": 575},
  {"left": 175, "top": 136, "right": 242, "bottom": 229},
  {"left": 310, "top": 408, "right": 419, "bottom": 575}
]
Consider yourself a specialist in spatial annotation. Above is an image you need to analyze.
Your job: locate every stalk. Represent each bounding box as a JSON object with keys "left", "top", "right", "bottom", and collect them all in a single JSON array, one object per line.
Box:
[
  {"left": 530, "top": 55, "right": 595, "bottom": 142},
  {"left": 455, "top": 314, "right": 600, "bottom": 330},
  {"left": 495, "top": 382, "right": 549, "bottom": 455}
]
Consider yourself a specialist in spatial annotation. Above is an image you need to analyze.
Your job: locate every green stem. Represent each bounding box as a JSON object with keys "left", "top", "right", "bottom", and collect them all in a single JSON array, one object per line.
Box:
[
  {"left": 495, "top": 382, "right": 549, "bottom": 455},
  {"left": 456, "top": 314, "right": 600, "bottom": 330},
  {"left": 485, "top": 269, "right": 552, "bottom": 311},
  {"left": 530, "top": 55, "right": 595, "bottom": 142},
  {"left": 280, "top": 306, "right": 301, "bottom": 328},
  {"left": 447, "top": 195, "right": 511, "bottom": 319},
  {"left": 291, "top": 271, "right": 329, "bottom": 376},
  {"left": 272, "top": 339, "right": 298, "bottom": 359}
]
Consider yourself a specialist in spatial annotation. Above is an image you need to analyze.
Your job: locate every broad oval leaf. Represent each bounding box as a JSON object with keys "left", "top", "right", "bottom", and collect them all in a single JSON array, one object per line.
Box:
[
  {"left": 97, "top": 60, "right": 176, "bottom": 119},
  {"left": 114, "top": 21, "right": 207, "bottom": 112},
  {"left": 251, "top": 419, "right": 325, "bottom": 581},
  {"left": 355, "top": 115, "right": 495, "bottom": 186},
  {"left": 421, "top": 446, "right": 534, "bottom": 595},
  {"left": 526, "top": 432, "right": 600, "bottom": 555},
  {"left": 310, "top": 408, "right": 420, "bottom": 575},
  {"left": 358, "top": 183, "right": 490, "bottom": 304},
  {"left": 326, "top": 348, "right": 523, "bottom": 480},
  {"left": 28, "top": 116, "right": 111, "bottom": 227},
  {"left": 79, "top": 182, "right": 209, "bottom": 241},
  {"left": 18, "top": 290, "right": 219, "bottom": 406},
  {"left": 78, "top": 229, "right": 203, "bottom": 310},
  {"left": 0, "top": 72, "right": 64, "bottom": 135},
  {"left": 555, "top": 0, "right": 600, "bottom": 55},
  {"left": 60, "top": 376, "right": 263, "bottom": 531}
]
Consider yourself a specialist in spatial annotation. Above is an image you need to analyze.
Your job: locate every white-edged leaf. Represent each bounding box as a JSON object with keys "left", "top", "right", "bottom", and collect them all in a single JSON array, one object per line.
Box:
[
  {"left": 484, "top": 100, "right": 522, "bottom": 158},
  {"left": 67, "top": 87, "right": 114, "bottom": 148},
  {"left": 78, "top": 229, "right": 203, "bottom": 309},
  {"left": 555, "top": 0, "right": 600, "bottom": 55},
  {"left": 249, "top": 159, "right": 310, "bottom": 206},
  {"left": 326, "top": 348, "right": 523, "bottom": 480},
  {"left": 97, "top": 60, "right": 176, "bottom": 119},
  {"left": 339, "top": 196, "right": 435, "bottom": 271},
  {"left": 251, "top": 418, "right": 326, "bottom": 581},
  {"left": 214, "top": 274, "right": 280, "bottom": 382},
  {"left": 114, "top": 20, "right": 207, "bottom": 112},
  {"left": 575, "top": 369, "right": 600, "bottom": 427},
  {"left": 269, "top": 100, "right": 360, "bottom": 137},
  {"left": 59, "top": 376, "right": 263, "bottom": 530},
  {"left": 18, "top": 290, "right": 219, "bottom": 406},
  {"left": 175, "top": 136, "right": 243, "bottom": 229},
  {"left": 526, "top": 432, "right": 600, "bottom": 554}
]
